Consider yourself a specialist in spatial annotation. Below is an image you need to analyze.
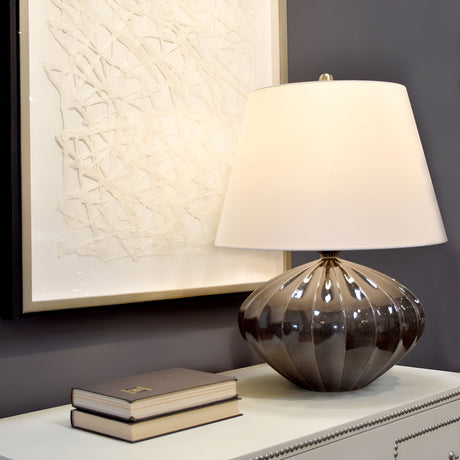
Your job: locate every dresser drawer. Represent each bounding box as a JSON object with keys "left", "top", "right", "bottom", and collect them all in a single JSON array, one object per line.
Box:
[{"left": 293, "top": 398, "right": 460, "bottom": 459}]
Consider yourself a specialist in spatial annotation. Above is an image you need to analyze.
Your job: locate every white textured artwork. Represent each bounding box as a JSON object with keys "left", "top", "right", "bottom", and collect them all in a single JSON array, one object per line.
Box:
[
  {"left": 23, "top": 0, "right": 282, "bottom": 309},
  {"left": 45, "top": 0, "right": 256, "bottom": 261}
]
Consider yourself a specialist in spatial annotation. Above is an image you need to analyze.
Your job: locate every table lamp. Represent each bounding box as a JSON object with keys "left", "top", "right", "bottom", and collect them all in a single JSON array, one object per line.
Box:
[{"left": 215, "top": 74, "right": 447, "bottom": 391}]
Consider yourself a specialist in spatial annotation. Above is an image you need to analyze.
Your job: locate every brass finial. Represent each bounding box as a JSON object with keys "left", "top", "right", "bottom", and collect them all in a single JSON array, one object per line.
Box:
[{"left": 319, "top": 73, "right": 334, "bottom": 81}]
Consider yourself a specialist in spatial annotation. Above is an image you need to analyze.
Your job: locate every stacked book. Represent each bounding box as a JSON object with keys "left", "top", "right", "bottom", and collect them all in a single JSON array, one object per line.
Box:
[{"left": 70, "top": 367, "right": 241, "bottom": 442}]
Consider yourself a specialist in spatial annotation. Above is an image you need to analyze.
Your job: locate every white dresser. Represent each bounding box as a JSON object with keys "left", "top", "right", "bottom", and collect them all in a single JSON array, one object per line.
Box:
[{"left": 0, "top": 364, "right": 459, "bottom": 459}]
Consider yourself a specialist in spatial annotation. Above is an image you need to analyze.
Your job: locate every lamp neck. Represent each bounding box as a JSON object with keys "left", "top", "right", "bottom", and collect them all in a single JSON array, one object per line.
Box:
[{"left": 320, "top": 251, "right": 340, "bottom": 259}]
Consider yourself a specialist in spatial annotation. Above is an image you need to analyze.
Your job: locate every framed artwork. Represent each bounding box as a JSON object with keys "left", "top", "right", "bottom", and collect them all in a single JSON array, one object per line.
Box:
[{"left": 10, "top": 0, "right": 289, "bottom": 314}]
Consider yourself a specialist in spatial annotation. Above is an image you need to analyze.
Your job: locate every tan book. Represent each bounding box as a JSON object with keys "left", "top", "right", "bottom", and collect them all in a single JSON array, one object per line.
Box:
[
  {"left": 70, "top": 398, "right": 241, "bottom": 442},
  {"left": 71, "top": 368, "right": 238, "bottom": 421}
]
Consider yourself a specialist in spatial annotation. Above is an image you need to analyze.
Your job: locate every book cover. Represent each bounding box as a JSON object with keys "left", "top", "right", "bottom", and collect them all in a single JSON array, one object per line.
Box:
[
  {"left": 71, "top": 367, "right": 238, "bottom": 421},
  {"left": 70, "top": 398, "right": 241, "bottom": 442}
]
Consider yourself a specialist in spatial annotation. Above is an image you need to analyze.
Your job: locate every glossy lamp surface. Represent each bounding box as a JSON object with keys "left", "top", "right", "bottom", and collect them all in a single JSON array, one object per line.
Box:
[
  {"left": 216, "top": 78, "right": 446, "bottom": 391},
  {"left": 239, "top": 253, "right": 424, "bottom": 391}
]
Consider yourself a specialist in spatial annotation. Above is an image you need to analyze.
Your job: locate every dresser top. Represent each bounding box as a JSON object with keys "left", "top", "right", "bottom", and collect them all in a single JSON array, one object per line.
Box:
[{"left": 0, "top": 364, "right": 459, "bottom": 460}]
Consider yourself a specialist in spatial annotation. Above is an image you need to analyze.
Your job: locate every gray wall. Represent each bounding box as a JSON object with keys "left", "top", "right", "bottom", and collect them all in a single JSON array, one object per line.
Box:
[
  {"left": 1, "top": 0, "right": 458, "bottom": 418},
  {"left": 0, "top": 294, "right": 260, "bottom": 418},
  {"left": 287, "top": 0, "right": 460, "bottom": 371}
]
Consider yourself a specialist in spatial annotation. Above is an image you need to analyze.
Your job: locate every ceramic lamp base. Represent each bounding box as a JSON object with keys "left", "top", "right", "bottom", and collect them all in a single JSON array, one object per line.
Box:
[{"left": 238, "top": 253, "right": 424, "bottom": 391}]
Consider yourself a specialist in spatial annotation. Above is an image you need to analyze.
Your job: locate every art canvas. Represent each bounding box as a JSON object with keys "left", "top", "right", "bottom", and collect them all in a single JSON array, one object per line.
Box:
[{"left": 19, "top": 0, "right": 287, "bottom": 312}]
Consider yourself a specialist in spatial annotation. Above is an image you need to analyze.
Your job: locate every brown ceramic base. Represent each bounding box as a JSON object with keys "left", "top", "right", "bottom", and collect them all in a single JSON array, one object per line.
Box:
[{"left": 238, "top": 253, "right": 424, "bottom": 391}]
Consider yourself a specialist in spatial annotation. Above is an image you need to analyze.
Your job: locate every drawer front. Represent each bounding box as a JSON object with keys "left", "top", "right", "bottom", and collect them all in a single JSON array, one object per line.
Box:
[
  {"left": 282, "top": 399, "right": 460, "bottom": 459},
  {"left": 394, "top": 413, "right": 460, "bottom": 459}
]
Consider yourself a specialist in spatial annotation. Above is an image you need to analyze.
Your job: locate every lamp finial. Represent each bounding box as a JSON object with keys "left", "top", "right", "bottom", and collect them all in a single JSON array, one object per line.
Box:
[{"left": 319, "top": 73, "right": 334, "bottom": 81}]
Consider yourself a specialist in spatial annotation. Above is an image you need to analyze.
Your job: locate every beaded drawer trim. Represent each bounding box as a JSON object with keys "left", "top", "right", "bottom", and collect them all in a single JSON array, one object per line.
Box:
[
  {"left": 249, "top": 389, "right": 460, "bottom": 460},
  {"left": 393, "top": 415, "right": 460, "bottom": 459}
]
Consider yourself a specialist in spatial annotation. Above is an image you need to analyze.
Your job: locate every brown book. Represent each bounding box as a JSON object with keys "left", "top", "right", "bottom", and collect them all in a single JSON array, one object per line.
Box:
[
  {"left": 70, "top": 398, "right": 241, "bottom": 442},
  {"left": 71, "top": 368, "right": 238, "bottom": 421}
]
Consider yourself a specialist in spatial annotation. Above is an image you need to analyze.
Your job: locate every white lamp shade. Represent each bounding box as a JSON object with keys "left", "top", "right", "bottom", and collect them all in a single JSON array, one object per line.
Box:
[{"left": 215, "top": 80, "right": 447, "bottom": 250}]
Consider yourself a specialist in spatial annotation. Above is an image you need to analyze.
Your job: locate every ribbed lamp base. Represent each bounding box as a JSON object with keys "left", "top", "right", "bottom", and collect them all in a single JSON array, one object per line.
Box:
[{"left": 238, "top": 253, "right": 424, "bottom": 391}]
